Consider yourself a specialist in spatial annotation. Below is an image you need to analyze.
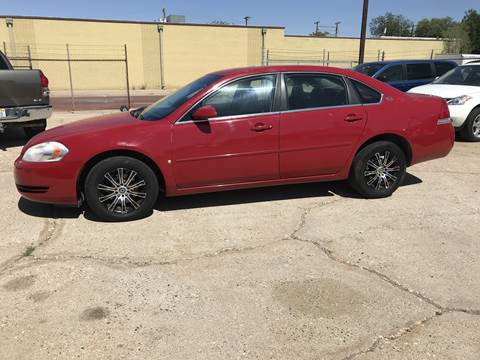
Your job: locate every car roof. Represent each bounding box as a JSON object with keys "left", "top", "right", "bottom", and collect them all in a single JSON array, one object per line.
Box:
[{"left": 211, "top": 65, "right": 355, "bottom": 77}]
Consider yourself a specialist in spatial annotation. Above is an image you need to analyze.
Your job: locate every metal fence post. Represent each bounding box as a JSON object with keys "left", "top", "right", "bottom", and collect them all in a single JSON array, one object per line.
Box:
[
  {"left": 66, "top": 44, "right": 75, "bottom": 112},
  {"left": 381, "top": 51, "right": 385, "bottom": 61},
  {"left": 157, "top": 25, "right": 165, "bottom": 90},
  {"left": 3, "top": 41, "right": 6, "bottom": 55},
  {"left": 377, "top": 50, "right": 381, "bottom": 61},
  {"left": 327, "top": 51, "right": 330, "bottom": 66},
  {"left": 261, "top": 28, "right": 267, "bottom": 66},
  {"left": 322, "top": 49, "right": 325, "bottom": 66},
  {"left": 124, "top": 44, "right": 131, "bottom": 109},
  {"left": 27, "top": 45, "right": 33, "bottom": 69},
  {"left": 266, "top": 49, "right": 269, "bottom": 66},
  {"left": 430, "top": 49, "right": 434, "bottom": 59}
]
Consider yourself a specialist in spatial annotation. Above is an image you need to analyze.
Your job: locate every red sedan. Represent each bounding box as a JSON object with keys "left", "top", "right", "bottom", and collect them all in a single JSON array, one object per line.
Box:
[{"left": 14, "top": 66, "right": 454, "bottom": 221}]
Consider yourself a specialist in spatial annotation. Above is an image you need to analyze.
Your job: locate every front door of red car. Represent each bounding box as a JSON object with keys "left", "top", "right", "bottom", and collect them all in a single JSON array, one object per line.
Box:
[
  {"left": 279, "top": 73, "right": 367, "bottom": 178},
  {"left": 173, "top": 74, "right": 279, "bottom": 188}
]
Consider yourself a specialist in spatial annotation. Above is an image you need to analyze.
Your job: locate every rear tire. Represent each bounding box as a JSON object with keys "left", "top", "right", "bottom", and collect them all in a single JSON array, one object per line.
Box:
[
  {"left": 23, "top": 119, "right": 47, "bottom": 138},
  {"left": 349, "top": 141, "right": 407, "bottom": 199},
  {"left": 84, "top": 156, "right": 159, "bottom": 222},
  {"left": 460, "top": 108, "right": 480, "bottom": 142}
]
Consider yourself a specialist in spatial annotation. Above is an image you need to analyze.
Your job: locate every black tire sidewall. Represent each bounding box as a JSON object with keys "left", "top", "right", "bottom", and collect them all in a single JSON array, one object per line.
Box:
[
  {"left": 350, "top": 141, "right": 407, "bottom": 199},
  {"left": 461, "top": 108, "right": 480, "bottom": 142},
  {"left": 84, "top": 156, "right": 159, "bottom": 221}
]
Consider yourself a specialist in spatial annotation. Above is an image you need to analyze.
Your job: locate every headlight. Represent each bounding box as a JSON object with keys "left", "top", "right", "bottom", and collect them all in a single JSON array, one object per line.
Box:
[
  {"left": 22, "top": 142, "right": 69, "bottom": 162},
  {"left": 447, "top": 95, "right": 472, "bottom": 105}
]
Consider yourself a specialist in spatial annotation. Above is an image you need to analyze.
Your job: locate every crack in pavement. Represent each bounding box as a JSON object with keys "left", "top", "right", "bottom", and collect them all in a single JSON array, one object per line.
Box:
[
  {"left": 0, "top": 207, "right": 61, "bottom": 275},
  {"left": 285, "top": 199, "right": 480, "bottom": 359}
]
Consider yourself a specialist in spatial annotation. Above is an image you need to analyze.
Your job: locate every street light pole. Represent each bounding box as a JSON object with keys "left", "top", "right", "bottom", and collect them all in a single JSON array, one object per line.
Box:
[
  {"left": 244, "top": 16, "right": 251, "bottom": 26},
  {"left": 358, "top": 0, "right": 369, "bottom": 64},
  {"left": 334, "top": 21, "right": 341, "bottom": 37},
  {"left": 314, "top": 21, "right": 320, "bottom": 34}
]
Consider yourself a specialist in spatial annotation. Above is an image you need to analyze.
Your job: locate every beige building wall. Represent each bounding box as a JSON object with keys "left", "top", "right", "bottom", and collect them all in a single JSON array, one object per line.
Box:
[{"left": 0, "top": 16, "right": 446, "bottom": 90}]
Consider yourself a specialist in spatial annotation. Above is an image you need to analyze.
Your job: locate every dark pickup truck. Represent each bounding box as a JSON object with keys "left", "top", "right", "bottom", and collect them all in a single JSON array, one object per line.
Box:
[{"left": 0, "top": 50, "right": 51, "bottom": 137}]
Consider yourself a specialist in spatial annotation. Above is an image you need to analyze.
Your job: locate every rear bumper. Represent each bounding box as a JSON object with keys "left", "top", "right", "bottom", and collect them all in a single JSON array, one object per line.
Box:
[
  {"left": 1, "top": 105, "right": 52, "bottom": 124},
  {"left": 14, "top": 157, "right": 79, "bottom": 206}
]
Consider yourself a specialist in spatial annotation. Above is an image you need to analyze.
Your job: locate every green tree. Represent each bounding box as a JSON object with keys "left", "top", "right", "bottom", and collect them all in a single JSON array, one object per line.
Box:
[
  {"left": 415, "top": 17, "right": 456, "bottom": 38},
  {"left": 309, "top": 30, "right": 329, "bottom": 37},
  {"left": 462, "top": 9, "right": 480, "bottom": 53},
  {"left": 442, "top": 23, "right": 471, "bottom": 54},
  {"left": 369, "top": 12, "right": 414, "bottom": 37}
]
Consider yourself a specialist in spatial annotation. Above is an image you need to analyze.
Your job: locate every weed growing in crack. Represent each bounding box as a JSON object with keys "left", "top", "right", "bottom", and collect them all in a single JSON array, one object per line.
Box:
[{"left": 23, "top": 246, "right": 35, "bottom": 257}]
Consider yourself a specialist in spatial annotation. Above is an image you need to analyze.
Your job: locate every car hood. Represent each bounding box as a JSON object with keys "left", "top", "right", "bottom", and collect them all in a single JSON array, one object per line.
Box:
[
  {"left": 26, "top": 112, "right": 140, "bottom": 147},
  {"left": 408, "top": 84, "right": 480, "bottom": 99}
]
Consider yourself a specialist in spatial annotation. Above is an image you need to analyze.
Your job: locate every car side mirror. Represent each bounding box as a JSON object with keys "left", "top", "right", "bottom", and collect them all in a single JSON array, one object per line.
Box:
[{"left": 191, "top": 105, "right": 217, "bottom": 121}]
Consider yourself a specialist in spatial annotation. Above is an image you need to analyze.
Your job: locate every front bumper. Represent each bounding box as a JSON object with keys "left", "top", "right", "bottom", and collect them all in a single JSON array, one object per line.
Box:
[
  {"left": 1, "top": 105, "right": 52, "bottom": 124},
  {"left": 14, "top": 157, "right": 80, "bottom": 206},
  {"left": 448, "top": 104, "right": 471, "bottom": 129}
]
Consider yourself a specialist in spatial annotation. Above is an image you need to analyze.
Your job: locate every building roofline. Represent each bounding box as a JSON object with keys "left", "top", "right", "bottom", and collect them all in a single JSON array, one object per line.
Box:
[
  {"left": 0, "top": 15, "right": 285, "bottom": 30},
  {"left": 285, "top": 34, "right": 445, "bottom": 41}
]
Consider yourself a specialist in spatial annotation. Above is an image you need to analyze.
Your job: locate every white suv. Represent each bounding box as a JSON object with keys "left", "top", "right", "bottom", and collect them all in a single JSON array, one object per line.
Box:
[{"left": 408, "top": 63, "right": 480, "bottom": 142}]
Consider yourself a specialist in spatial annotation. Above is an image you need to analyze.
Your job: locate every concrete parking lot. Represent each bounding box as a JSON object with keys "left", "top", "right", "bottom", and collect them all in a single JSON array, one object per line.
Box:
[{"left": 0, "top": 111, "right": 479, "bottom": 359}]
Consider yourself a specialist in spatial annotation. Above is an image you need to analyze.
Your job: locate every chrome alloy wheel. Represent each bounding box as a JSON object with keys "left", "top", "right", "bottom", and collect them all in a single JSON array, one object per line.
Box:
[
  {"left": 363, "top": 151, "right": 401, "bottom": 191},
  {"left": 473, "top": 114, "right": 480, "bottom": 139},
  {"left": 96, "top": 168, "right": 147, "bottom": 214}
]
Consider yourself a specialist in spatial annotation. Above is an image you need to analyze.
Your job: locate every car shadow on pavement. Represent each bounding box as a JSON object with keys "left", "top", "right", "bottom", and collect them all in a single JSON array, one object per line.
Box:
[
  {"left": 17, "top": 173, "right": 422, "bottom": 220},
  {"left": 156, "top": 173, "right": 422, "bottom": 211},
  {"left": 0, "top": 127, "right": 29, "bottom": 151}
]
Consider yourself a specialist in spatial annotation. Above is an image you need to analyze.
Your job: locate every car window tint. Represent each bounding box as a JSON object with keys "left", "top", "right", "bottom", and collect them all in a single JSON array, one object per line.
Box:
[
  {"left": 285, "top": 74, "right": 347, "bottom": 110},
  {"left": 194, "top": 75, "right": 276, "bottom": 118},
  {"left": 435, "top": 62, "right": 455, "bottom": 77},
  {"left": 351, "top": 79, "right": 382, "bottom": 104},
  {"left": 376, "top": 65, "right": 403, "bottom": 82},
  {"left": 0, "top": 56, "right": 8, "bottom": 70},
  {"left": 406, "top": 63, "right": 433, "bottom": 80}
]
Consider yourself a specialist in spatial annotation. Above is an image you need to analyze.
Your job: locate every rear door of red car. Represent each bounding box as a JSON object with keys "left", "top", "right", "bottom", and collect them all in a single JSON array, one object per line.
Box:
[
  {"left": 173, "top": 74, "right": 280, "bottom": 189},
  {"left": 279, "top": 72, "right": 367, "bottom": 178}
]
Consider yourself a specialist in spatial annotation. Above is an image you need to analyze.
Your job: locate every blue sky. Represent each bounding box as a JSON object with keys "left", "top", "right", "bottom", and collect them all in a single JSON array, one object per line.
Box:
[{"left": 3, "top": 0, "right": 479, "bottom": 36}]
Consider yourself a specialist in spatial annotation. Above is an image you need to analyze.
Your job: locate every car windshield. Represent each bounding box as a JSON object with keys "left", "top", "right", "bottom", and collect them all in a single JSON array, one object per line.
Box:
[
  {"left": 433, "top": 65, "right": 480, "bottom": 86},
  {"left": 138, "top": 74, "right": 223, "bottom": 120},
  {"left": 353, "top": 62, "right": 384, "bottom": 77}
]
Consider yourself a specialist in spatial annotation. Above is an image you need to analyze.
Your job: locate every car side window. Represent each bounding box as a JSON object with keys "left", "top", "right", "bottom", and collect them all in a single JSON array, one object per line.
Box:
[
  {"left": 187, "top": 74, "right": 276, "bottom": 119},
  {"left": 434, "top": 62, "right": 455, "bottom": 77},
  {"left": 406, "top": 63, "right": 433, "bottom": 80},
  {"left": 376, "top": 65, "right": 403, "bottom": 82},
  {"left": 351, "top": 79, "right": 382, "bottom": 104},
  {"left": 284, "top": 73, "right": 347, "bottom": 110}
]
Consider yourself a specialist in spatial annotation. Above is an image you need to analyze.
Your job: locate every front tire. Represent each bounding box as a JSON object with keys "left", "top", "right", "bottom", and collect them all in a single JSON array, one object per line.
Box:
[
  {"left": 349, "top": 141, "right": 407, "bottom": 199},
  {"left": 84, "top": 156, "right": 159, "bottom": 221},
  {"left": 460, "top": 108, "right": 480, "bottom": 142}
]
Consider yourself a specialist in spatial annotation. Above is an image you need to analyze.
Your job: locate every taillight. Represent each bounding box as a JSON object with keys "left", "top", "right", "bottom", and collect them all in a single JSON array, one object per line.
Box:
[
  {"left": 40, "top": 71, "right": 49, "bottom": 88},
  {"left": 440, "top": 100, "right": 450, "bottom": 119}
]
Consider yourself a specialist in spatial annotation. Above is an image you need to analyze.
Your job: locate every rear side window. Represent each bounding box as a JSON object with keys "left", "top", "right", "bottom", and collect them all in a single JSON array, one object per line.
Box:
[
  {"left": 435, "top": 62, "right": 455, "bottom": 77},
  {"left": 376, "top": 65, "right": 403, "bottom": 82},
  {"left": 406, "top": 63, "right": 433, "bottom": 80},
  {"left": 285, "top": 73, "right": 347, "bottom": 110},
  {"left": 351, "top": 79, "right": 382, "bottom": 104}
]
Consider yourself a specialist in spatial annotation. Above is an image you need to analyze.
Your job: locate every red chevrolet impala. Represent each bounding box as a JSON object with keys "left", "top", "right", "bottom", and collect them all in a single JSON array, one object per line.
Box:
[{"left": 14, "top": 66, "right": 454, "bottom": 221}]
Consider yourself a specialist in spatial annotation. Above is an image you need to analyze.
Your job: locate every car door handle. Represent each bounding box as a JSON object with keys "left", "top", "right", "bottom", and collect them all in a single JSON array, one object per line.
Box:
[
  {"left": 344, "top": 114, "right": 364, "bottom": 122},
  {"left": 251, "top": 122, "right": 273, "bottom": 132}
]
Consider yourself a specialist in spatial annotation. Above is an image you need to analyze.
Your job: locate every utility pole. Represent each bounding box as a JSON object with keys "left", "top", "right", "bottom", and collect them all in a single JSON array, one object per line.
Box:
[
  {"left": 244, "top": 16, "right": 250, "bottom": 26},
  {"left": 314, "top": 21, "right": 320, "bottom": 34},
  {"left": 358, "top": 0, "right": 369, "bottom": 65},
  {"left": 334, "top": 21, "right": 341, "bottom": 37}
]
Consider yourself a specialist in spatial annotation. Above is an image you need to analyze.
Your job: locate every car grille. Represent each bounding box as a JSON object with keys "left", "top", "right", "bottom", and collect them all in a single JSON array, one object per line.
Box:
[{"left": 16, "top": 185, "right": 49, "bottom": 193}]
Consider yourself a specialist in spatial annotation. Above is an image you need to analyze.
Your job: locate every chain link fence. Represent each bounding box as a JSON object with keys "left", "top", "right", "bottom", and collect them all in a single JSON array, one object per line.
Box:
[
  {"left": 2, "top": 42, "right": 131, "bottom": 111},
  {"left": 266, "top": 48, "right": 447, "bottom": 68}
]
